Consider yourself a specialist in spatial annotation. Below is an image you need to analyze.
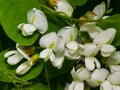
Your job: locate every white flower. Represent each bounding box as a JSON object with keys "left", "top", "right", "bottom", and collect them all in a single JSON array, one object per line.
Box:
[
  {"left": 101, "top": 44, "right": 116, "bottom": 57},
  {"left": 85, "top": 57, "right": 101, "bottom": 71},
  {"left": 18, "top": 8, "right": 48, "bottom": 36},
  {"left": 82, "top": 43, "right": 99, "bottom": 57},
  {"left": 39, "top": 32, "right": 65, "bottom": 68},
  {"left": 57, "top": 25, "right": 77, "bottom": 43},
  {"left": 16, "top": 54, "right": 39, "bottom": 75},
  {"left": 86, "top": 68, "right": 109, "bottom": 87},
  {"left": 4, "top": 44, "right": 30, "bottom": 65},
  {"left": 80, "top": 23, "right": 103, "bottom": 39},
  {"left": 109, "top": 65, "right": 120, "bottom": 73},
  {"left": 54, "top": 0, "right": 73, "bottom": 17},
  {"left": 64, "top": 41, "right": 83, "bottom": 60},
  {"left": 106, "top": 51, "right": 120, "bottom": 65},
  {"left": 65, "top": 81, "right": 84, "bottom": 90},
  {"left": 4, "top": 50, "right": 24, "bottom": 65},
  {"left": 16, "top": 60, "right": 33, "bottom": 75},
  {"left": 80, "top": 43, "right": 101, "bottom": 71},
  {"left": 17, "top": 23, "right": 36, "bottom": 36},
  {"left": 107, "top": 71, "right": 120, "bottom": 85},
  {"left": 100, "top": 80, "right": 112, "bottom": 90},
  {"left": 71, "top": 67, "right": 91, "bottom": 82},
  {"left": 92, "top": 2, "right": 106, "bottom": 20},
  {"left": 93, "top": 28, "right": 116, "bottom": 45}
]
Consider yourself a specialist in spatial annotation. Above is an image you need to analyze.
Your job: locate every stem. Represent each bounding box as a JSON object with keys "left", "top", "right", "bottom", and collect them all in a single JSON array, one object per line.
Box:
[
  {"left": 39, "top": 3, "right": 98, "bottom": 23},
  {"left": 45, "top": 63, "right": 51, "bottom": 90},
  {"left": 0, "top": 67, "right": 30, "bottom": 86}
]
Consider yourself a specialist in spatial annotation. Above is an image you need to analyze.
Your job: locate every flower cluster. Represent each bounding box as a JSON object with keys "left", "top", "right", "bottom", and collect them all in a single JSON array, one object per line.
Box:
[{"left": 4, "top": 0, "right": 120, "bottom": 90}]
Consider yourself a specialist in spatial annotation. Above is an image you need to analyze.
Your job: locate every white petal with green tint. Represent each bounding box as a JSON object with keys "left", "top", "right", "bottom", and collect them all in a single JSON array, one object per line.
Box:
[
  {"left": 83, "top": 43, "right": 99, "bottom": 57},
  {"left": 91, "top": 68, "right": 109, "bottom": 83},
  {"left": 67, "top": 81, "right": 84, "bottom": 90},
  {"left": 39, "top": 48, "right": 52, "bottom": 62},
  {"left": 106, "top": 51, "right": 120, "bottom": 65},
  {"left": 58, "top": 25, "right": 77, "bottom": 43},
  {"left": 66, "top": 41, "right": 79, "bottom": 54},
  {"left": 7, "top": 51, "right": 24, "bottom": 65},
  {"left": 93, "top": 2, "right": 105, "bottom": 20},
  {"left": 27, "top": 8, "right": 48, "bottom": 34},
  {"left": 39, "top": 32, "right": 57, "bottom": 48},
  {"left": 109, "top": 65, "right": 120, "bottom": 73},
  {"left": 101, "top": 44, "right": 116, "bottom": 57},
  {"left": 72, "top": 67, "right": 91, "bottom": 82},
  {"left": 4, "top": 50, "right": 17, "bottom": 58},
  {"left": 17, "top": 23, "right": 36, "bottom": 36},
  {"left": 16, "top": 61, "right": 33, "bottom": 75},
  {"left": 100, "top": 80, "right": 112, "bottom": 90},
  {"left": 107, "top": 71, "right": 120, "bottom": 85},
  {"left": 80, "top": 23, "right": 103, "bottom": 39},
  {"left": 93, "top": 28, "right": 116, "bottom": 45},
  {"left": 54, "top": 36, "right": 65, "bottom": 53},
  {"left": 16, "top": 44, "right": 30, "bottom": 60},
  {"left": 85, "top": 57, "right": 95, "bottom": 71},
  {"left": 112, "top": 85, "right": 120, "bottom": 90},
  {"left": 51, "top": 54, "right": 64, "bottom": 69},
  {"left": 55, "top": 1, "right": 73, "bottom": 17}
]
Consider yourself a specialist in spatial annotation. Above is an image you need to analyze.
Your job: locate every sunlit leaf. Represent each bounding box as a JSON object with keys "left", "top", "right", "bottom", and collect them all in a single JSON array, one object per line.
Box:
[
  {"left": 0, "top": 49, "right": 44, "bottom": 82},
  {"left": 1, "top": 0, "right": 41, "bottom": 46},
  {"left": 97, "top": 14, "right": 120, "bottom": 46}
]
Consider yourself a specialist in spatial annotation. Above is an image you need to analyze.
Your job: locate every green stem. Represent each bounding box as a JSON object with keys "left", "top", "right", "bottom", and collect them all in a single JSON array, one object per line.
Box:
[
  {"left": 0, "top": 67, "right": 30, "bottom": 86},
  {"left": 45, "top": 63, "right": 51, "bottom": 90},
  {"left": 39, "top": 3, "right": 98, "bottom": 23}
]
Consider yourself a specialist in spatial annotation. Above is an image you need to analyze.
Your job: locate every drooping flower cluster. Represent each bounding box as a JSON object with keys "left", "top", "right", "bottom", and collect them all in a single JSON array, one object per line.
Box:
[{"left": 4, "top": 1, "right": 120, "bottom": 90}]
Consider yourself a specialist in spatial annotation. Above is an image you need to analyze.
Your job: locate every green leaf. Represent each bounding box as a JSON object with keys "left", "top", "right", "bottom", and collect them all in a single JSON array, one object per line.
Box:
[
  {"left": 12, "top": 83, "right": 49, "bottom": 90},
  {"left": 1, "top": 0, "right": 41, "bottom": 46},
  {"left": 97, "top": 14, "right": 120, "bottom": 46},
  {"left": 47, "top": 60, "right": 74, "bottom": 79},
  {"left": 67, "top": 0, "right": 88, "bottom": 6},
  {"left": 0, "top": 49, "right": 44, "bottom": 82}
]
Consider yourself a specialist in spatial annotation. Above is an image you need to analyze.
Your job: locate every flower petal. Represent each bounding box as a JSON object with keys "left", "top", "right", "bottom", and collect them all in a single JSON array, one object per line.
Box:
[
  {"left": 107, "top": 71, "right": 120, "bottom": 85},
  {"left": 67, "top": 81, "right": 84, "bottom": 90},
  {"left": 27, "top": 8, "right": 48, "bottom": 34},
  {"left": 58, "top": 25, "right": 77, "bottom": 43},
  {"left": 17, "top": 23, "right": 36, "bottom": 36},
  {"left": 93, "top": 28, "right": 116, "bottom": 45},
  {"left": 16, "top": 44, "right": 30, "bottom": 60},
  {"left": 100, "top": 80, "right": 112, "bottom": 90},
  {"left": 93, "top": 2, "right": 105, "bottom": 20},
  {"left": 16, "top": 61, "right": 33, "bottom": 75},
  {"left": 7, "top": 51, "right": 24, "bottom": 65},
  {"left": 39, "top": 48, "right": 52, "bottom": 62},
  {"left": 85, "top": 57, "right": 95, "bottom": 71},
  {"left": 66, "top": 41, "right": 79, "bottom": 54},
  {"left": 109, "top": 65, "right": 120, "bottom": 73},
  {"left": 51, "top": 53, "right": 64, "bottom": 69},
  {"left": 83, "top": 43, "right": 99, "bottom": 57},
  {"left": 86, "top": 79, "right": 99, "bottom": 87},
  {"left": 54, "top": 36, "right": 65, "bottom": 53},
  {"left": 91, "top": 68, "right": 109, "bottom": 83},
  {"left": 101, "top": 44, "right": 116, "bottom": 57},
  {"left": 39, "top": 32, "right": 57, "bottom": 48},
  {"left": 72, "top": 67, "right": 91, "bottom": 81},
  {"left": 55, "top": 1, "right": 73, "bottom": 17},
  {"left": 4, "top": 50, "right": 17, "bottom": 58},
  {"left": 106, "top": 51, "right": 120, "bottom": 65},
  {"left": 112, "top": 85, "right": 120, "bottom": 90},
  {"left": 80, "top": 23, "right": 103, "bottom": 39}
]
